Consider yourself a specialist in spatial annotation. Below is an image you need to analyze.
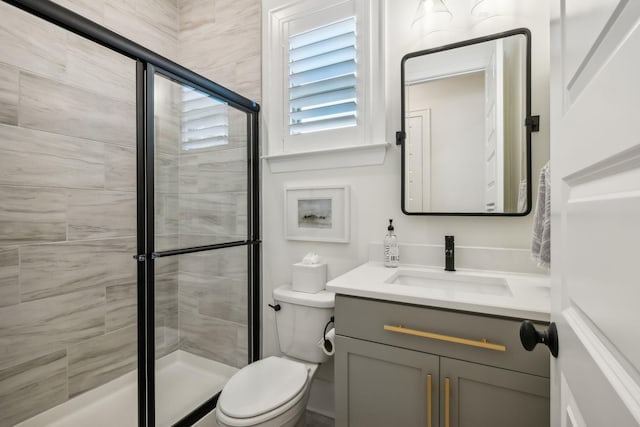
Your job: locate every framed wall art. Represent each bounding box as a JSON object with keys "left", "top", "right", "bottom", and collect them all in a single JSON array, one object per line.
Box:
[{"left": 284, "top": 185, "right": 350, "bottom": 243}]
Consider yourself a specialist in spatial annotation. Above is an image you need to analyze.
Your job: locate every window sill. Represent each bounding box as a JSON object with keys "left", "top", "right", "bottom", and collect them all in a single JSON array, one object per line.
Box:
[{"left": 263, "top": 142, "right": 389, "bottom": 173}]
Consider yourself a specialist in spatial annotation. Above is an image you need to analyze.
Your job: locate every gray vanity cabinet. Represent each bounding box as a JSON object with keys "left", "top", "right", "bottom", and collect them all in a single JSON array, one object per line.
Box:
[
  {"left": 334, "top": 295, "right": 550, "bottom": 427},
  {"left": 440, "top": 358, "right": 550, "bottom": 427},
  {"left": 335, "top": 335, "right": 439, "bottom": 427}
]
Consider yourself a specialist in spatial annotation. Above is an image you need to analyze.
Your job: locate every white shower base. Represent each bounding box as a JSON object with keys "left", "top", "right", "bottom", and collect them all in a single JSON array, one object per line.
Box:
[{"left": 16, "top": 350, "right": 237, "bottom": 427}]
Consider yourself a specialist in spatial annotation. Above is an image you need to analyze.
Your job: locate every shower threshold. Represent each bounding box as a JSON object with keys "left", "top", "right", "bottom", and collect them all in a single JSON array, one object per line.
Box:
[{"left": 15, "top": 350, "right": 238, "bottom": 427}]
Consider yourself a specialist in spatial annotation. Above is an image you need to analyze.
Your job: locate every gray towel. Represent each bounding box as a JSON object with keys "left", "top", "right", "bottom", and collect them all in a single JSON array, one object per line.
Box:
[{"left": 531, "top": 162, "right": 550, "bottom": 269}]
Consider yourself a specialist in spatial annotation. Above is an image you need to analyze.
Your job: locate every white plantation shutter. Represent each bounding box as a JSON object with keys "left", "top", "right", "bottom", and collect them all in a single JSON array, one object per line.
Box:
[
  {"left": 288, "top": 17, "right": 357, "bottom": 135},
  {"left": 181, "top": 87, "right": 229, "bottom": 151}
]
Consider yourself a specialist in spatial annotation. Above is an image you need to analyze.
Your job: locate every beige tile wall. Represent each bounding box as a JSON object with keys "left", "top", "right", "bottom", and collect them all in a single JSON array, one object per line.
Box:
[
  {"left": 176, "top": 0, "right": 261, "bottom": 369},
  {"left": 178, "top": 246, "right": 249, "bottom": 367},
  {"left": 0, "top": 0, "right": 261, "bottom": 423},
  {"left": 0, "top": 1, "right": 178, "bottom": 425},
  {"left": 154, "top": 68, "right": 252, "bottom": 367},
  {"left": 178, "top": 0, "right": 261, "bottom": 102}
]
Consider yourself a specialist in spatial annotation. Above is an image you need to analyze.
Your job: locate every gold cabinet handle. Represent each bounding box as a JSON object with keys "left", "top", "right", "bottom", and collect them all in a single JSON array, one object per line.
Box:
[
  {"left": 445, "top": 377, "right": 451, "bottom": 427},
  {"left": 427, "top": 374, "right": 432, "bottom": 427},
  {"left": 383, "top": 324, "right": 506, "bottom": 352}
]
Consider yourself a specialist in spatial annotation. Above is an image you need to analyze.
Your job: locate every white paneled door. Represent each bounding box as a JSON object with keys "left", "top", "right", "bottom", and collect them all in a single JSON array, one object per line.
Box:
[{"left": 551, "top": 1, "right": 640, "bottom": 426}]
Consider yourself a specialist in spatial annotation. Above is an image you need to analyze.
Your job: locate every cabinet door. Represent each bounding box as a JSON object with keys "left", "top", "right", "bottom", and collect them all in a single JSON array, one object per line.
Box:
[
  {"left": 335, "top": 335, "right": 439, "bottom": 427},
  {"left": 440, "top": 358, "right": 549, "bottom": 427}
]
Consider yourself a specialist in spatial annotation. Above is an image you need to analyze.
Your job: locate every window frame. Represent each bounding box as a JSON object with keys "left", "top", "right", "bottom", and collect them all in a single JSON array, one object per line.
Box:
[{"left": 263, "top": 0, "right": 385, "bottom": 164}]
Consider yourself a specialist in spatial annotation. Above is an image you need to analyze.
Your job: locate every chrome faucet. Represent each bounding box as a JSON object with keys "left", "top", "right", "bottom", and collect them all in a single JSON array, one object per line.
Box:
[{"left": 444, "top": 235, "right": 455, "bottom": 271}]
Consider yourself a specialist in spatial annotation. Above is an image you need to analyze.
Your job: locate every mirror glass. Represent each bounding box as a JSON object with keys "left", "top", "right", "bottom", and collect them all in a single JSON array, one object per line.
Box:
[{"left": 401, "top": 30, "right": 531, "bottom": 215}]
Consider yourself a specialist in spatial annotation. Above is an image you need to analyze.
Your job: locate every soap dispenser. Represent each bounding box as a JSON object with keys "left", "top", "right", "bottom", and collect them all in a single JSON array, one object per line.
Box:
[{"left": 384, "top": 219, "right": 400, "bottom": 268}]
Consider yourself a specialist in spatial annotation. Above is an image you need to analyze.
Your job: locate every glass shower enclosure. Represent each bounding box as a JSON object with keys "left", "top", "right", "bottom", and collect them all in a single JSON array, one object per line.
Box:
[
  {"left": 0, "top": 1, "right": 260, "bottom": 426},
  {"left": 144, "top": 66, "right": 261, "bottom": 426}
]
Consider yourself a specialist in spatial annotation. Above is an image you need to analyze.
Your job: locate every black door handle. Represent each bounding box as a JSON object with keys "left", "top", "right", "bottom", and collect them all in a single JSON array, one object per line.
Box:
[{"left": 519, "top": 320, "right": 559, "bottom": 358}]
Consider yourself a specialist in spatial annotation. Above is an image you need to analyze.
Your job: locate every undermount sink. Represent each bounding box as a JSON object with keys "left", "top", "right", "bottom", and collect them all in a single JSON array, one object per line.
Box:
[{"left": 385, "top": 268, "right": 512, "bottom": 296}]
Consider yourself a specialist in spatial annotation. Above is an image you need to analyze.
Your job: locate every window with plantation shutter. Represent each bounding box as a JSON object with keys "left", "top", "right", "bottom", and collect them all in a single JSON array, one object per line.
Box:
[
  {"left": 264, "top": 0, "right": 385, "bottom": 171},
  {"left": 181, "top": 86, "right": 228, "bottom": 151},
  {"left": 288, "top": 17, "right": 357, "bottom": 135}
]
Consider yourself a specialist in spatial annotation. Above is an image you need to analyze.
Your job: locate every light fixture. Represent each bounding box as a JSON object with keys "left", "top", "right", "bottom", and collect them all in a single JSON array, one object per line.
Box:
[
  {"left": 412, "top": 0, "right": 453, "bottom": 30},
  {"left": 470, "top": 0, "right": 516, "bottom": 20}
]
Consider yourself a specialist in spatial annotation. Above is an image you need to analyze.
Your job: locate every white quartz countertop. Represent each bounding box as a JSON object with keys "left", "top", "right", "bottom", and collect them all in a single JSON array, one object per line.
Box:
[{"left": 326, "top": 262, "right": 551, "bottom": 322}]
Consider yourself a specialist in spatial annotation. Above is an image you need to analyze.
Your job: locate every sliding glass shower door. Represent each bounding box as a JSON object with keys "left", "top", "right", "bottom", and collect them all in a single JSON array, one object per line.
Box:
[
  {"left": 0, "top": 2, "right": 260, "bottom": 426},
  {"left": 144, "top": 68, "right": 259, "bottom": 427}
]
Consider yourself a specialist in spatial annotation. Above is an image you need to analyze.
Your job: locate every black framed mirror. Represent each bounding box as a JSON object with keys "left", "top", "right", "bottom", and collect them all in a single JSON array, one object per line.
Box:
[{"left": 398, "top": 28, "right": 534, "bottom": 216}]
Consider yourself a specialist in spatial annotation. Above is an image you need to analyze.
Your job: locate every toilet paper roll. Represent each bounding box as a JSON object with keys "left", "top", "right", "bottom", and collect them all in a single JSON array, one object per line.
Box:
[{"left": 317, "top": 328, "right": 336, "bottom": 356}]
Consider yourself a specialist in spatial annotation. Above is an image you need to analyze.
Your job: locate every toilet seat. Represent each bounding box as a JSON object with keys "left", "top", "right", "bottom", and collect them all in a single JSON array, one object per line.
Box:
[{"left": 217, "top": 356, "right": 309, "bottom": 425}]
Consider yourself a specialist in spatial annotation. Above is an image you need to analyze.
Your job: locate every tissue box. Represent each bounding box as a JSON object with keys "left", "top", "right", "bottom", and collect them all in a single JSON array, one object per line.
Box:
[{"left": 292, "top": 263, "right": 327, "bottom": 293}]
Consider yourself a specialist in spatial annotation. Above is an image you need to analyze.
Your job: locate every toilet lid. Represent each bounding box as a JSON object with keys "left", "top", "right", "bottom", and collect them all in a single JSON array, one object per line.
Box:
[{"left": 218, "top": 356, "right": 308, "bottom": 419}]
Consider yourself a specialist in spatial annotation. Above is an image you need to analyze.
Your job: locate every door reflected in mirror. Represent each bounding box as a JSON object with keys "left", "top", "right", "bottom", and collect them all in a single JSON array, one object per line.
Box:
[{"left": 401, "top": 29, "right": 532, "bottom": 215}]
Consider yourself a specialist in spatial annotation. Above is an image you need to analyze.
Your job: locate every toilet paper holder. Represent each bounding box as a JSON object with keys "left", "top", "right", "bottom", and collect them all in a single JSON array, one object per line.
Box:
[{"left": 322, "top": 316, "right": 335, "bottom": 349}]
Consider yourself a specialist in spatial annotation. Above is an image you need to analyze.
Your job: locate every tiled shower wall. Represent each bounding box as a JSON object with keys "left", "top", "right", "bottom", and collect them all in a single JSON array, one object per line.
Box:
[
  {"left": 154, "top": 72, "right": 253, "bottom": 367},
  {"left": 175, "top": 0, "right": 261, "bottom": 369},
  {"left": 174, "top": 101, "right": 251, "bottom": 367},
  {"left": 0, "top": 1, "right": 179, "bottom": 425},
  {"left": 0, "top": 0, "right": 261, "bottom": 424},
  {"left": 178, "top": 0, "right": 261, "bottom": 103}
]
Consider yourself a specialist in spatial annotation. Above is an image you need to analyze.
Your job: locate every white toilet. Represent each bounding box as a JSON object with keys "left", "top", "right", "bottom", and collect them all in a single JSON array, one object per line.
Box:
[{"left": 216, "top": 284, "right": 335, "bottom": 427}]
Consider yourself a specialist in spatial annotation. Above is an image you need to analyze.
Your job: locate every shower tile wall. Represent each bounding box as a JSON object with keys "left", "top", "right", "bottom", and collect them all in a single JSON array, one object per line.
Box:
[
  {"left": 178, "top": 0, "right": 261, "bottom": 102},
  {"left": 0, "top": 0, "right": 260, "bottom": 423},
  {"left": 154, "top": 72, "right": 250, "bottom": 367},
  {"left": 178, "top": 246, "right": 248, "bottom": 367},
  {"left": 175, "top": 0, "right": 261, "bottom": 368},
  {"left": 0, "top": 1, "right": 178, "bottom": 425}
]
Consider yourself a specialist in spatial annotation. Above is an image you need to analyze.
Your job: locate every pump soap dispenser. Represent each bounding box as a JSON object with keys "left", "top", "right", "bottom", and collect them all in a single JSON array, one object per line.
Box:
[{"left": 384, "top": 219, "right": 399, "bottom": 268}]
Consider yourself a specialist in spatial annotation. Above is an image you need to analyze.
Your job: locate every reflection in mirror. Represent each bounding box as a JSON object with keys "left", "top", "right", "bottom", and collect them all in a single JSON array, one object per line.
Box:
[{"left": 401, "top": 29, "right": 531, "bottom": 215}]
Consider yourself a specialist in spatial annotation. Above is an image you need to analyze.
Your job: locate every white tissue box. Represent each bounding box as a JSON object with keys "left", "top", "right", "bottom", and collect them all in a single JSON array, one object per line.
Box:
[{"left": 292, "top": 263, "right": 327, "bottom": 293}]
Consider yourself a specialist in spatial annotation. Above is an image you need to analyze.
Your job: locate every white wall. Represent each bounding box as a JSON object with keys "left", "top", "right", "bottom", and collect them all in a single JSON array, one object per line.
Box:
[
  {"left": 502, "top": 35, "right": 528, "bottom": 211},
  {"left": 407, "top": 73, "right": 486, "bottom": 212},
  {"left": 261, "top": 0, "right": 550, "bottom": 417}
]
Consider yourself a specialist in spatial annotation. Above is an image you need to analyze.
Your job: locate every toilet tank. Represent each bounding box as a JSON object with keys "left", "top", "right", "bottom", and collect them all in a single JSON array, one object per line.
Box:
[{"left": 273, "top": 284, "right": 335, "bottom": 363}]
